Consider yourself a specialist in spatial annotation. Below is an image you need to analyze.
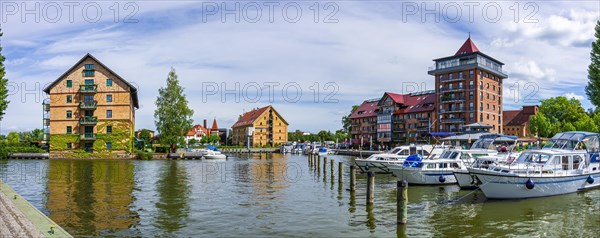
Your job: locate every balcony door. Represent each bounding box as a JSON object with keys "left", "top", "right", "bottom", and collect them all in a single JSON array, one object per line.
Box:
[
  {"left": 84, "top": 95, "right": 94, "bottom": 103},
  {"left": 84, "top": 110, "right": 94, "bottom": 117}
]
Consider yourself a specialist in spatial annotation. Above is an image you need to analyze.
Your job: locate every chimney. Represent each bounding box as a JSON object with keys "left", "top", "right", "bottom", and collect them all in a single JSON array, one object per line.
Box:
[{"left": 203, "top": 119, "right": 207, "bottom": 129}]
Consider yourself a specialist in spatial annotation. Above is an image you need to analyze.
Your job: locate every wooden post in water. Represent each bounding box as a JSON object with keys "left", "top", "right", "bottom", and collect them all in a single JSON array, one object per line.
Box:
[
  {"left": 330, "top": 159, "right": 334, "bottom": 176},
  {"left": 317, "top": 155, "right": 321, "bottom": 173},
  {"left": 366, "top": 172, "right": 375, "bottom": 205},
  {"left": 323, "top": 157, "right": 328, "bottom": 175},
  {"left": 349, "top": 165, "right": 356, "bottom": 191},
  {"left": 338, "top": 162, "right": 343, "bottom": 184},
  {"left": 397, "top": 180, "right": 408, "bottom": 224}
]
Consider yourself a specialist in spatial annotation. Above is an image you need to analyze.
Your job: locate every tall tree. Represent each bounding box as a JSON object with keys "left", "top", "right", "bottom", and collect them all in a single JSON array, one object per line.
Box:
[
  {"left": 585, "top": 21, "right": 600, "bottom": 107},
  {"left": 139, "top": 129, "right": 152, "bottom": 147},
  {"left": 154, "top": 68, "right": 194, "bottom": 152},
  {"left": 0, "top": 29, "right": 9, "bottom": 121},
  {"left": 6, "top": 131, "right": 19, "bottom": 144},
  {"left": 342, "top": 105, "right": 359, "bottom": 133}
]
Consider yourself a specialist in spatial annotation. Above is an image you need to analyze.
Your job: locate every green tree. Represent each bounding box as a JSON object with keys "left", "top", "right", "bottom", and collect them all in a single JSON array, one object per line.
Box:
[
  {"left": 154, "top": 68, "right": 194, "bottom": 152},
  {"left": 0, "top": 29, "right": 9, "bottom": 121},
  {"left": 30, "top": 129, "right": 44, "bottom": 141},
  {"left": 529, "top": 113, "right": 552, "bottom": 137},
  {"left": 585, "top": 21, "right": 600, "bottom": 107},
  {"left": 208, "top": 135, "right": 221, "bottom": 144},
  {"left": 7, "top": 131, "right": 19, "bottom": 144},
  {"left": 574, "top": 115, "right": 599, "bottom": 132},
  {"left": 342, "top": 105, "right": 359, "bottom": 133},
  {"left": 139, "top": 129, "right": 152, "bottom": 146}
]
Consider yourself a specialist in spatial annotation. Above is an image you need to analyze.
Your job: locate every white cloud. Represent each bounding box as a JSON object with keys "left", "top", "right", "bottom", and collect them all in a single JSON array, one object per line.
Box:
[{"left": 563, "top": 92, "right": 585, "bottom": 101}]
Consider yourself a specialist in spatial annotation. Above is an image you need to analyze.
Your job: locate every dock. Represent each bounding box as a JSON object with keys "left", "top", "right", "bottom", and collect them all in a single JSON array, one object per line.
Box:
[
  {"left": 335, "top": 149, "right": 382, "bottom": 157},
  {"left": 0, "top": 180, "right": 71, "bottom": 237},
  {"left": 6, "top": 153, "right": 49, "bottom": 160},
  {"left": 221, "top": 148, "right": 279, "bottom": 154}
]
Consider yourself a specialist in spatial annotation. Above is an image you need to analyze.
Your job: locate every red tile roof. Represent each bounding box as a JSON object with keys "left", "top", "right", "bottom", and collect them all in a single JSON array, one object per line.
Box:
[
  {"left": 232, "top": 106, "right": 269, "bottom": 128},
  {"left": 503, "top": 106, "right": 538, "bottom": 126},
  {"left": 187, "top": 125, "right": 208, "bottom": 136},
  {"left": 385, "top": 92, "right": 405, "bottom": 104},
  {"left": 349, "top": 99, "right": 380, "bottom": 119},
  {"left": 455, "top": 37, "right": 480, "bottom": 56},
  {"left": 394, "top": 92, "right": 436, "bottom": 114},
  {"left": 211, "top": 119, "right": 219, "bottom": 131}
]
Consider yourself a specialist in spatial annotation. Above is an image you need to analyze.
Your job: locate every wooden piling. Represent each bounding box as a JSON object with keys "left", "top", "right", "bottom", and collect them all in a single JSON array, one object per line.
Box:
[
  {"left": 338, "top": 162, "right": 343, "bottom": 184},
  {"left": 397, "top": 180, "right": 408, "bottom": 224},
  {"left": 349, "top": 165, "right": 356, "bottom": 191},
  {"left": 366, "top": 172, "right": 375, "bottom": 205},
  {"left": 323, "top": 157, "right": 328, "bottom": 174},
  {"left": 317, "top": 155, "right": 321, "bottom": 173},
  {"left": 330, "top": 159, "right": 334, "bottom": 175}
]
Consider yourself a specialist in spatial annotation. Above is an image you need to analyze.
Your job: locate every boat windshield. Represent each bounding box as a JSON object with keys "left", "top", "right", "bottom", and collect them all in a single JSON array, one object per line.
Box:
[
  {"left": 390, "top": 147, "right": 403, "bottom": 154},
  {"left": 516, "top": 152, "right": 552, "bottom": 164},
  {"left": 470, "top": 138, "right": 497, "bottom": 150},
  {"left": 439, "top": 151, "right": 459, "bottom": 159}
]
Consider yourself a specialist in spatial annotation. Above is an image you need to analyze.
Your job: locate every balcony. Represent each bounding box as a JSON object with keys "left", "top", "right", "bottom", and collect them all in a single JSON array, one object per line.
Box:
[
  {"left": 417, "top": 126, "right": 429, "bottom": 132},
  {"left": 79, "top": 84, "right": 98, "bottom": 93},
  {"left": 441, "top": 118, "right": 466, "bottom": 124},
  {"left": 441, "top": 96, "right": 465, "bottom": 103},
  {"left": 417, "top": 118, "right": 429, "bottom": 122},
  {"left": 439, "top": 107, "right": 466, "bottom": 113},
  {"left": 79, "top": 100, "right": 98, "bottom": 109},
  {"left": 43, "top": 103, "right": 50, "bottom": 111},
  {"left": 393, "top": 118, "right": 406, "bottom": 123},
  {"left": 439, "top": 86, "right": 466, "bottom": 93},
  {"left": 81, "top": 133, "right": 96, "bottom": 141},
  {"left": 392, "top": 128, "right": 406, "bottom": 133},
  {"left": 440, "top": 76, "right": 467, "bottom": 83},
  {"left": 79, "top": 116, "right": 98, "bottom": 125},
  {"left": 43, "top": 118, "right": 50, "bottom": 126}
]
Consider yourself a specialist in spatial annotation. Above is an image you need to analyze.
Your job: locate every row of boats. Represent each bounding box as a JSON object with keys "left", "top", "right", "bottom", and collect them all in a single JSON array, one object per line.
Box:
[
  {"left": 281, "top": 142, "right": 336, "bottom": 156},
  {"left": 355, "top": 131, "right": 600, "bottom": 199}
]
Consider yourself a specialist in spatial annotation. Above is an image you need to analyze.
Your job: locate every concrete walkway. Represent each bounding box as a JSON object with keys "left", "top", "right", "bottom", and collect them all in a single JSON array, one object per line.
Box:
[{"left": 0, "top": 180, "right": 71, "bottom": 237}]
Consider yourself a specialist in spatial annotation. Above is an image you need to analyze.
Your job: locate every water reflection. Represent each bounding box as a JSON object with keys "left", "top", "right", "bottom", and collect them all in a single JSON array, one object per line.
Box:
[
  {"left": 46, "top": 160, "right": 136, "bottom": 236},
  {"left": 153, "top": 161, "right": 190, "bottom": 235}
]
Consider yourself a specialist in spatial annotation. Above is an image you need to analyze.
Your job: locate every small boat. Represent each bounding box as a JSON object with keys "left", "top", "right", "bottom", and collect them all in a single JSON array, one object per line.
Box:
[
  {"left": 355, "top": 145, "right": 448, "bottom": 173},
  {"left": 280, "top": 142, "right": 294, "bottom": 154},
  {"left": 469, "top": 148, "right": 600, "bottom": 199},
  {"left": 388, "top": 154, "right": 463, "bottom": 184},
  {"left": 317, "top": 147, "right": 335, "bottom": 156},
  {"left": 292, "top": 144, "right": 305, "bottom": 154},
  {"left": 201, "top": 145, "right": 226, "bottom": 160}
]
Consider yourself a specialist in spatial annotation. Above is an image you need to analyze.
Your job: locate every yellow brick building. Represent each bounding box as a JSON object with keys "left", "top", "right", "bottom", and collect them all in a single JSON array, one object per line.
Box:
[
  {"left": 43, "top": 54, "right": 139, "bottom": 153},
  {"left": 231, "top": 105, "right": 288, "bottom": 147}
]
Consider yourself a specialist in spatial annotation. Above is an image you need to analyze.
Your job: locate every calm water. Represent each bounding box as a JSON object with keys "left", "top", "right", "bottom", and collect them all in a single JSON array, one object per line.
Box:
[{"left": 0, "top": 154, "right": 599, "bottom": 237}]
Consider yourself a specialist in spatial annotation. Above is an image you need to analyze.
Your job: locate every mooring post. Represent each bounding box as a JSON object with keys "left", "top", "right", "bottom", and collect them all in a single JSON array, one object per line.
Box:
[
  {"left": 330, "top": 159, "right": 334, "bottom": 175},
  {"left": 323, "top": 157, "right": 328, "bottom": 175},
  {"left": 338, "top": 162, "right": 343, "bottom": 184},
  {"left": 367, "top": 172, "right": 375, "bottom": 205},
  {"left": 397, "top": 180, "right": 408, "bottom": 224},
  {"left": 349, "top": 165, "right": 356, "bottom": 191},
  {"left": 317, "top": 155, "right": 321, "bottom": 173}
]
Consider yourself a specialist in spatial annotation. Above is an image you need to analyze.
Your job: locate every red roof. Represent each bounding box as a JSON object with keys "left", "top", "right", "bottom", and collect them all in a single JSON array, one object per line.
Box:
[
  {"left": 455, "top": 37, "right": 479, "bottom": 56},
  {"left": 394, "top": 92, "right": 436, "bottom": 114},
  {"left": 385, "top": 92, "right": 405, "bottom": 104},
  {"left": 503, "top": 106, "right": 538, "bottom": 126},
  {"left": 187, "top": 125, "right": 208, "bottom": 136},
  {"left": 349, "top": 99, "right": 380, "bottom": 119},
  {"left": 232, "top": 106, "right": 276, "bottom": 128},
  {"left": 211, "top": 119, "right": 219, "bottom": 131}
]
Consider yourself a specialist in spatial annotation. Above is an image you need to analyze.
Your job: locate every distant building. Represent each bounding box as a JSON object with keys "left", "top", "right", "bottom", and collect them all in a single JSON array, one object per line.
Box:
[
  {"left": 135, "top": 129, "right": 155, "bottom": 139},
  {"left": 186, "top": 124, "right": 209, "bottom": 143},
  {"left": 503, "top": 105, "right": 539, "bottom": 137},
  {"left": 349, "top": 98, "right": 379, "bottom": 146},
  {"left": 377, "top": 91, "right": 436, "bottom": 146},
  {"left": 231, "top": 105, "right": 289, "bottom": 146},
  {"left": 43, "top": 53, "right": 139, "bottom": 153},
  {"left": 428, "top": 37, "right": 507, "bottom": 134}
]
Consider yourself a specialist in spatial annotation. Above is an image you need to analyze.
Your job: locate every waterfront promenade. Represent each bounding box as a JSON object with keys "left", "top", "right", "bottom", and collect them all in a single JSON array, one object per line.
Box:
[{"left": 0, "top": 180, "right": 71, "bottom": 237}]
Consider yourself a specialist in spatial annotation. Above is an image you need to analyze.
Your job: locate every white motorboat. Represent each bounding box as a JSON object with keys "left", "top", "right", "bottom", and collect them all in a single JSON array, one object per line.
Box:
[
  {"left": 388, "top": 155, "right": 463, "bottom": 185},
  {"left": 280, "top": 142, "right": 294, "bottom": 154},
  {"left": 469, "top": 148, "right": 600, "bottom": 199},
  {"left": 355, "top": 145, "right": 448, "bottom": 173},
  {"left": 202, "top": 149, "right": 227, "bottom": 160}
]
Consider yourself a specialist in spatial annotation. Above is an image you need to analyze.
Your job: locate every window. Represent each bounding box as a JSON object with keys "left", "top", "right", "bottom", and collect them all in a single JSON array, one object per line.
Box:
[
  {"left": 66, "top": 110, "right": 72, "bottom": 119},
  {"left": 85, "top": 64, "right": 95, "bottom": 70},
  {"left": 66, "top": 95, "right": 72, "bottom": 103},
  {"left": 106, "top": 79, "right": 113, "bottom": 86},
  {"left": 66, "top": 80, "right": 72, "bottom": 88},
  {"left": 67, "top": 143, "right": 72, "bottom": 149},
  {"left": 107, "top": 126, "right": 113, "bottom": 134},
  {"left": 84, "top": 70, "right": 94, "bottom": 77},
  {"left": 85, "top": 79, "right": 94, "bottom": 85},
  {"left": 66, "top": 126, "right": 72, "bottom": 134},
  {"left": 106, "top": 94, "right": 113, "bottom": 102},
  {"left": 106, "top": 142, "right": 112, "bottom": 149},
  {"left": 106, "top": 110, "right": 113, "bottom": 118}
]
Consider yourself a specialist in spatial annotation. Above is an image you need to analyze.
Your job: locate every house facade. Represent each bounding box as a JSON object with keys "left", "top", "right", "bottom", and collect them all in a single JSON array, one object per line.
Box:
[
  {"left": 503, "top": 105, "right": 539, "bottom": 137},
  {"left": 231, "top": 105, "right": 288, "bottom": 146},
  {"left": 43, "top": 54, "right": 139, "bottom": 153}
]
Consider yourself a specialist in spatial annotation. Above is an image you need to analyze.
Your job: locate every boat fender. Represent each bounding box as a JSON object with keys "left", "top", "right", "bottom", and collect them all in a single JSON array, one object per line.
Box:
[
  {"left": 586, "top": 175, "right": 594, "bottom": 184},
  {"left": 365, "top": 164, "right": 369, "bottom": 171},
  {"left": 525, "top": 178, "right": 535, "bottom": 189},
  {"left": 438, "top": 175, "right": 446, "bottom": 183},
  {"left": 470, "top": 175, "right": 476, "bottom": 185}
]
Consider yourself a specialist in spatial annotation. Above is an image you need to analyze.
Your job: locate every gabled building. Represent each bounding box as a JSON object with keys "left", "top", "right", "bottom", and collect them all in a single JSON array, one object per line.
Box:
[
  {"left": 377, "top": 91, "right": 436, "bottom": 146},
  {"left": 349, "top": 98, "right": 380, "bottom": 145},
  {"left": 43, "top": 53, "right": 139, "bottom": 153},
  {"left": 231, "top": 105, "right": 288, "bottom": 146},
  {"left": 428, "top": 37, "right": 506, "bottom": 133},
  {"left": 503, "top": 105, "right": 539, "bottom": 137},
  {"left": 186, "top": 124, "right": 209, "bottom": 143}
]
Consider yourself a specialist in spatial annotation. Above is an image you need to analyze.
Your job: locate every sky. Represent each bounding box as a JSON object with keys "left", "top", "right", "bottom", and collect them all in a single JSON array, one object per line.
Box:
[{"left": 0, "top": 0, "right": 599, "bottom": 134}]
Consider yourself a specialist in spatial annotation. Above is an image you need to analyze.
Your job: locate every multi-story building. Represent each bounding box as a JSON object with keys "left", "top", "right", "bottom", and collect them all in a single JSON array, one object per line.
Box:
[
  {"left": 43, "top": 53, "right": 139, "bottom": 153},
  {"left": 503, "top": 105, "right": 539, "bottom": 137},
  {"left": 376, "top": 91, "right": 436, "bottom": 147},
  {"left": 349, "top": 98, "right": 379, "bottom": 146},
  {"left": 231, "top": 105, "right": 288, "bottom": 146},
  {"left": 428, "top": 37, "right": 507, "bottom": 133}
]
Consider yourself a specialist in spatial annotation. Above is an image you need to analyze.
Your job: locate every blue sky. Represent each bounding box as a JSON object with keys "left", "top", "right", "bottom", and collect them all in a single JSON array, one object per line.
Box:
[{"left": 1, "top": 1, "right": 599, "bottom": 134}]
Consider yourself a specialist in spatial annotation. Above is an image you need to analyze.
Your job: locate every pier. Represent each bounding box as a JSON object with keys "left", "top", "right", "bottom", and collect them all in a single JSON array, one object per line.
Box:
[
  {"left": 0, "top": 180, "right": 71, "bottom": 237},
  {"left": 6, "top": 153, "right": 49, "bottom": 160}
]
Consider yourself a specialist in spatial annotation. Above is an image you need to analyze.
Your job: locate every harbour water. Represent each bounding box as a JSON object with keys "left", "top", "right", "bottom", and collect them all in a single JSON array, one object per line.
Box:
[{"left": 0, "top": 154, "right": 598, "bottom": 237}]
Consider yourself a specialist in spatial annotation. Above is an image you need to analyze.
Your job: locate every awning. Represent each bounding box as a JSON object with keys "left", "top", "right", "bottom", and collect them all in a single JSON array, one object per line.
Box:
[{"left": 429, "top": 132, "right": 455, "bottom": 137}]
